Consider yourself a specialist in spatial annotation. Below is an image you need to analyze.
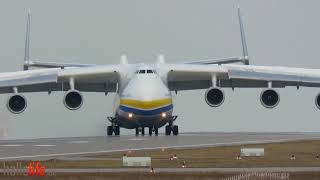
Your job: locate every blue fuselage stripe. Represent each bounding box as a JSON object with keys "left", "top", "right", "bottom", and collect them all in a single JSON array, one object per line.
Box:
[{"left": 119, "top": 104, "right": 173, "bottom": 116}]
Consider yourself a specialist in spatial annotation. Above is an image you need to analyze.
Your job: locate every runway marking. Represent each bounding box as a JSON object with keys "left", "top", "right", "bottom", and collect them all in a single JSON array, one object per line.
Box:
[
  {"left": 0, "top": 137, "right": 319, "bottom": 160},
  {"left": 33, "top": 144, "right": 56, "bottom": 147},
  {"left": 128, "top": 138, "right": 146, "bottom": 141},
  {"left": 68, "top": 141, "right": 89, "bottom": 144},
  {"left": 0, "top": 144, "right": 24, "bottom": 147}
]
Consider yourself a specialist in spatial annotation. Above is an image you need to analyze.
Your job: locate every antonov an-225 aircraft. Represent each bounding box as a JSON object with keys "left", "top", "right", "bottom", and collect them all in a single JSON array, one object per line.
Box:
[{"left": 3, "top": 8, "right": 320, "bottom": 136}]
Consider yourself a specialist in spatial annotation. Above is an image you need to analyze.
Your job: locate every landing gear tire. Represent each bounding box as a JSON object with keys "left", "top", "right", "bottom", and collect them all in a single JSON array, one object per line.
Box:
[
  {"left": 165, "top": 125, "right": 171, "bottom": 136},
  {"left": 107, "top": 126, "right": 113, "bottom": 136},
  {"left": 114, "top": 126, "right": 120, "bottom": 136},
  {"left": 107, "top": 126, "right": 120, "bottom": 136},
  {"left": 172, "top": 125, "right": 179, "bottom": 136},
  {"left": 148, "top": 127, "right": 158, "bottom": 136},
  {"left": 135, "top": 127, "right": 145, "bottom": 136}
]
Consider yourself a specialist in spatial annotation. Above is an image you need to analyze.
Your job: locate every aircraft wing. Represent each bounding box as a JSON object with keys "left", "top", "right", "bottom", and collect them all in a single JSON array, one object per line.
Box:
[
  {"left": 0, "top": 65, "right": 120, "bottom": 94},
  {"left": 24, "top": 60, "right": 96, "bottom": 69},
  {"left": 166, "top": 64, "right": 320, "bottom": 91},
  {"left": 181, "top": 56, "right": 249, "bottom": 65}
]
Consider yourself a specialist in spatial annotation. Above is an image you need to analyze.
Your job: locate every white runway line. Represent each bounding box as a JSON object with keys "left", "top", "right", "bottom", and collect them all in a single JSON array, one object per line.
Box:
[
  {"left": 0, "top": 144, "right": 24, "bottom": 147},
  {"left": 68, "top": 141, "right": 89, "bottom": 144},
  {"left": 128, "top": 138, "right": 147, "bottom": 141},
  {"left": 0, "top": 137, "right": 319, "bottom": 160},
  {"left": 33, "top": 144, "right": 56, "bottom": 147}
]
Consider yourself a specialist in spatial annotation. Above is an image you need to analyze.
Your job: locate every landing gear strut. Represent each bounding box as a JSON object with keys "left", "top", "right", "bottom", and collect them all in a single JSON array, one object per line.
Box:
[
  {"left": 165, "top": 116, "right": 178, "bottom": 136},
  {"left": 165, "top": 125, "right": 178, "bottom": 136},
  {"left": 107, "top": 117, "right": 120, "bottom": 136},
  {"left": 135, "top": 127, "right": 145, "bottom": 136},
  {"left": 148, "top": 127, "right": 159, "bottom": 136}
]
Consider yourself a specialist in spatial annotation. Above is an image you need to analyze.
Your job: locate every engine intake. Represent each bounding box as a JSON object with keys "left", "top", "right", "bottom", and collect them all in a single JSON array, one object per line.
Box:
[
  {"left": 205, "top": 87, "right": 225, "bottom": 107},
  {"left": 260, "top": 89, "right": 280, "bottom": 108},
  {"left": 63, "top": 90, "right": 83, "bottom": 110},
  {"left": 7, "top": 94, "right": 27, "bottom": 114},
  {"left": 315, "top": 94, "right": 320, "bottom": 109}
]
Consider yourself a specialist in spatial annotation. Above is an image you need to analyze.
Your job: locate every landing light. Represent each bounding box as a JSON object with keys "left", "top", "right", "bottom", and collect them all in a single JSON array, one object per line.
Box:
[
  {"left": 161, "top": 112, "right": 166, "bottom": 118},
  {"left": 128, "top": 113, "right": 133, "bottom": 118}
]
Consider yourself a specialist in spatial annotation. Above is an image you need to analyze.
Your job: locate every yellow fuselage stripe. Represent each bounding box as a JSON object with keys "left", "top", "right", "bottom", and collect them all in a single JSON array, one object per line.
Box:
[{"left": 120, "top": 98, "right": 172, "bottom": 110}]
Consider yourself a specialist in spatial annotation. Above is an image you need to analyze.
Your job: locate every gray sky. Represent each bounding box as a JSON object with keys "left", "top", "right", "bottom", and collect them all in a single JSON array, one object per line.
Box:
[{"left": 0, "top": 0, "right": 320, "bottom": 139}]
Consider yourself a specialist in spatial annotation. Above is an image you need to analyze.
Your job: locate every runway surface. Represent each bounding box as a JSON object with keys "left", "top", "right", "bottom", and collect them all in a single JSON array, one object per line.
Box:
[{"left": 0, "top": 132, "right": 319, "bottom": 160}]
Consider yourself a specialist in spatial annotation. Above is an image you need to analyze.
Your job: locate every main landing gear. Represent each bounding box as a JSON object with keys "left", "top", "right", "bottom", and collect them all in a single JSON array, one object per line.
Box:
[
  {"left": 135, "top": 127, "right": 159, "bottom": 136},
  {"left": 149, "top": 127, "right": 159, "bottom": 136},
  {"left": 135, "top": 127, "right": 145, "bottom": 136},
  {"left": 165, "top": 116, "right": 178, "bottom": 136},
  {"left": 107, "top": 117, "right": 120, "bottom": 136}
]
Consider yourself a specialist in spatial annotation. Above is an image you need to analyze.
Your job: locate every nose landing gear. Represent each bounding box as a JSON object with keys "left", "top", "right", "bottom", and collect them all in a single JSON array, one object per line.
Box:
[
  {"left": 135, "top": 127, "right": 145, "bottom": 136},
  {"left": 148, "top": 127, "right": 159, "bottom": 136}
]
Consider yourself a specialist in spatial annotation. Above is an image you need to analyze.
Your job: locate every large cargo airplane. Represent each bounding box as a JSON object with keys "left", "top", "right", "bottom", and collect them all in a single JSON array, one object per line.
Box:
[{"left": 3, "top": 8, "right": 320, "bottom": 136}]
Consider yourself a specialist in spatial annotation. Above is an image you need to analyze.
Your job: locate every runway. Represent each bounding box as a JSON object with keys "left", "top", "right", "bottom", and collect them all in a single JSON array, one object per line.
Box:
[{"left": 0, "top": 132, "right": 319, "bottom": 160}]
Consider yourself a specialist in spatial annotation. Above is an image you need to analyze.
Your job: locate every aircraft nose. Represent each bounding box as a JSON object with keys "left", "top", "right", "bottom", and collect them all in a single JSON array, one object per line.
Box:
[{"left": 125, "top": 75, "right": 170, "bottom": 101}]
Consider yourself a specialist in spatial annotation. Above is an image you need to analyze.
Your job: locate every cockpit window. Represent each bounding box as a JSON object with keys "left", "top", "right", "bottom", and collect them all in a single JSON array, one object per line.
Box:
[{"left": 136, "top": 69, "right": 156, "bottom": 74}]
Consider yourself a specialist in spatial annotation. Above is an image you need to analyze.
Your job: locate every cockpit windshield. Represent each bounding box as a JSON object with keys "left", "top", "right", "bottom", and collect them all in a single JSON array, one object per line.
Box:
[
  {"left": 136, "top": 69, "right": 156, "bottom": 74},
  {"left": 139, "top": 70, "right": 146, "bottom": 74}
]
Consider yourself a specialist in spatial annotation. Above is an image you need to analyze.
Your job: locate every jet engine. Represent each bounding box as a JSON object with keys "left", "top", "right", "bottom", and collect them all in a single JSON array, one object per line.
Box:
[
  {"left": 260, "top": 89, "right": 280, "bottom": 108},
  {"left": 63, "top": 90, "right": 83, "bottom": 110},
  {"left": 315, "top": 94, "right": 320, "bottom": 109},
  {"left": 205, "top": 87, "right": 225, "bottom": 107},
  {"left": 7, "top": 94, "right": 27, "bottom": 114}
]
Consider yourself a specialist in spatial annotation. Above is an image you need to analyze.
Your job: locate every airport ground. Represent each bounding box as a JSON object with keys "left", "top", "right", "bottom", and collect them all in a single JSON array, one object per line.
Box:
[
  {"left": 1, "top": 138, "right": 320, "bottom": 179},
  {"left": 0, "top": 172, "right": 319, "bottom": 180},
  {"left": 12, "top": 139, "right": 320, "bottom": 168}
]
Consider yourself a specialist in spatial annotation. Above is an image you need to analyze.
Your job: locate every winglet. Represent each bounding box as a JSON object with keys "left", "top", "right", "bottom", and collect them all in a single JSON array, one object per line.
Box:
[
  {"left": 23, "top": 9, "right": 31, "bottom": 70},
  {"left": 237, "top": 6, "right": 249, "bottom": 65}
]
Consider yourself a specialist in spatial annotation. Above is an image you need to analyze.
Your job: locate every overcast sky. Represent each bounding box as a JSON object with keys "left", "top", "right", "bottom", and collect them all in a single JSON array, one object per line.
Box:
[{"left": 0, "top": 0, "right": 320, "bottom": 139}]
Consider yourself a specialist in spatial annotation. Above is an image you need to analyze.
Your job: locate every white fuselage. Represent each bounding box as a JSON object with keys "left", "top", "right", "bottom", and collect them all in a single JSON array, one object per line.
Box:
[{"left": 114, "top": 65, "right": 173, "bottom": 129}]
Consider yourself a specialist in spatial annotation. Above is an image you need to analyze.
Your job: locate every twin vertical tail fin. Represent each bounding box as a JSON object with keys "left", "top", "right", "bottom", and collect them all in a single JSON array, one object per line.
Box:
[
  {"left": 23, "top": 9, "right": 31, "bottom": 70},
  {"left": 237, "top": 6, "right": 249, "bottom": 65}
]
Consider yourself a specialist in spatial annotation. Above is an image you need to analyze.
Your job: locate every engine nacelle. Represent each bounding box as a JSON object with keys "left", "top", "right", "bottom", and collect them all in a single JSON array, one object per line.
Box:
[
  {"left": 205, "top": 87, "right": 225, "bottom": 107},
  {"left": 260, "top": 89, "right": 280, "bottom": 108},
  {"left": 63, "top": 90, "right": 83, "bottom": 110},
  {"left": 315, "top": 94, "right": 320, "bottom": 109},
  {"left": 7, "top": 94, "right": 27, "bottom": 114}
]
